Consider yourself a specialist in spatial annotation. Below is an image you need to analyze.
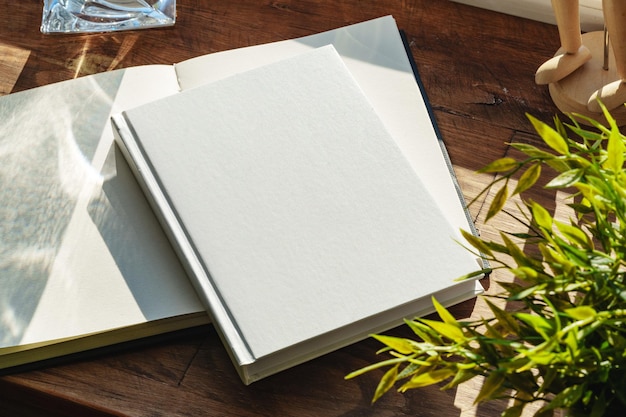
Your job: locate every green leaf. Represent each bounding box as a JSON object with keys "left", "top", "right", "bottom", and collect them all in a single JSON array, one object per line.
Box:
[
  {"left": 567, "top": 202, "right": 593, "bottom": 214},
  {"left": 460, "top": 228, "right": 493, "bottom": 256},
  {"left": 442, "top": 367, "right": 477, "bottom": 390},
  {"left": 545, "top": 168, "right": 583, "bottom": 188},
  {"left": 372, "top": 364, "right": 398, "bottom": 403},
  {"left": 485, "top": 299, "right": 520, "bottom": 335},
  {"left": 501, "top": 404, "right": 525, "bottom": 417},
  {"left": 510, "top": 266, "right": 539, "bottom": 279},
  {"left": 346, "top": 354, "right": 416, "bottom": 380},
  {"left": 432, "top": 296, "right": 459, "bottom": 327},
  {"left": 513, "top": 163, "right": 541, "bottom": 195},
  {"left": 455, "top": 268, "right": 492, "bottom": 282},
  {"left": 482, "top": 239, "right": 510, "bottom": 254},
  {"left": 555, "top": 220, "right": 593, "bottom": 250},
  {"left": 396, "top": 362, "right": 422, "bottom": 379},
  {"left": 538, "top": 365, "right": 558, "bottom": 395},
  {"left": 478, "top": 157, "right": 518, "bottom": 173},
  {"left": 419, "top": 318, "right": 466, "bottom": 344},
  {"left": 565, "top": 328, "right": 578, "bottom": 353},
  {"left": 474, "top": 371, "right": 506, "bottom": 404},
  {"left": 538, "top": 242, "right": 566, "bottom": 266},
  {"left": 482, "top": 319, "right": 506, "bottom": 345},
  {"left": 528, "top": 113, "right": 569, "bottom": 155},
  {"left": 530, "top": 200, "right": 553, "bottom": 231},
  {"left": 575, "top": 182, "right": 607, "bottom": 211},
  {"left": 371, "top": 335, "right": 415, "bottom": 355},
  {"left": 561, "top": 243, "right": 593, "bottom": 268},
  {"left": 565, "top": 306, "right": 597, "bottom": 321},
  {"left": 545, "top": 158, "right": 575, "bottom": 173},
  {"left": 507, "top": 371, "right": 540, "bottom": 395},
  {"left": 525, "top": 348, "right": 556, "bottom": 365},
  {"left": 590, "top": 392, "right": 607, "bottom": 417},
  {"left": 515, "top": 313, "right": 554, "bottom": 340},
  {"left": 541, "top": 384, "right": 585, "bottom": 410},
  {"left": 501, "top": 232, "right": 538, "bottom": 269},
  {"left": 508, "top": 283, "right": 546, "bottom": 301},
  {"left": 486, "top": 184, "right": 508, "bottom": 221},
  {"left": 403, "top": 319, "right": 443, "bottom": 345},
  {"left": 510, "top": 142, "right": 555, "bottom": 159},
  {"left": 509, "top": 232, "right": 537, "bottom": 239},
  {"left": 604, "top": 122, "right": 625, "bottom": 173},
  {"left": 398, "top": 368, "right": 455, "bottom": 391},
  {"left": 567, "top": 120, "right": 603, "bottom": 141}
]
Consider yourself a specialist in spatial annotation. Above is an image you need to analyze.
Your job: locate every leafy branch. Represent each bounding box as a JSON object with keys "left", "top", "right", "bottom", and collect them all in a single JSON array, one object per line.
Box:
[{"left": 346, "top": 105, "right": 626, "bottom": 416}]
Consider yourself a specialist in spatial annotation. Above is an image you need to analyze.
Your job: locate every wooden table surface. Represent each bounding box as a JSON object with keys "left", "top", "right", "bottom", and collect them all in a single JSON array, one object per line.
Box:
[{"left": 0, "top": 1, "right": 567, "bottom": 415}]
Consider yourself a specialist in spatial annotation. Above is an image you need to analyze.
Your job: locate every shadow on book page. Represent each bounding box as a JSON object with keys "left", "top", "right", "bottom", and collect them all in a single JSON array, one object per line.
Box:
[
  {"left": 0, "top": 70, "right": 200, "bottom": 350},
  {"left": 88, "top": 144, "right": 198, "bottom": 320},
  {"left": 0, "top": 72, "right": 123, "bottom": 346}
]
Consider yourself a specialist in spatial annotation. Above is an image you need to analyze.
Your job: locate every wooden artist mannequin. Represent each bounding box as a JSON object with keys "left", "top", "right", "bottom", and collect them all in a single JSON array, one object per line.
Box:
[
  {"left": 588, "top": 0, "right": 626, "bottom": 112},
  {"left": 536, "top": 0, "right": 626, "bottom": 117},
  {"left": 535, "top": 0, "right": 591, "bottom": 85}
]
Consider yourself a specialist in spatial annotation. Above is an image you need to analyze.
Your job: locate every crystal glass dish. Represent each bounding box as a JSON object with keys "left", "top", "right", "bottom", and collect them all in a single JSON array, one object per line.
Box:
[{"left": 41, "top": 0, "right": 176, "bottom": 34}]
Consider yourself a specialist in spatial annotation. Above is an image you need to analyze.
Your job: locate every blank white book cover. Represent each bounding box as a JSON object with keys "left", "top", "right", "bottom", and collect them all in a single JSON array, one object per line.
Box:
[{"left": 114, "top": 45, "right": 479, "bottom": 381}]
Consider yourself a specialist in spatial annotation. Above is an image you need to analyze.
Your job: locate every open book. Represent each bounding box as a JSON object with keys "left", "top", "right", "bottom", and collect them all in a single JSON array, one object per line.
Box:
[
  {"left": 0, "top": 54, "right": 209, "bottom": 371},
  {"left": 114, "top": 30, "right": 483, "bottom": 383},
  {"left": 0, "top": 15, "right": 482, "bottom": 377}
]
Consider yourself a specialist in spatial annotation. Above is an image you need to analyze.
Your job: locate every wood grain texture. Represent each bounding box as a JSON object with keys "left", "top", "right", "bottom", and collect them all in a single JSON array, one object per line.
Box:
[{"left": 0, "top": 0, "right": 567, "bottom": 415}]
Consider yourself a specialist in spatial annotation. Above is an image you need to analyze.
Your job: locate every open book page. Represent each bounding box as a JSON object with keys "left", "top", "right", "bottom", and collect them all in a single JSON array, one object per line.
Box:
[
  {"left": 173, "top": 16, "right": 472, "bottom": 240},
  {"left": 0, "top": 65, "right": 207, "bottom": 362}
]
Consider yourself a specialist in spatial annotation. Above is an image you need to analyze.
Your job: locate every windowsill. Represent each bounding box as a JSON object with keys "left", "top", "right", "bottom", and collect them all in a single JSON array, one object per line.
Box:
[{"left": 451, "top": 0, "right": 604, "bottom": 32}]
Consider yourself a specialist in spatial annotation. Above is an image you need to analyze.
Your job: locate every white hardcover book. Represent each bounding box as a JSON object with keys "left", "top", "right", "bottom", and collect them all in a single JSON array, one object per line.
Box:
[
  {"left": 173, "top": 16, "right": 479, "bottom": 257},
  {"left": 113, "top": 45, "right": 482, "bottom": 384}
]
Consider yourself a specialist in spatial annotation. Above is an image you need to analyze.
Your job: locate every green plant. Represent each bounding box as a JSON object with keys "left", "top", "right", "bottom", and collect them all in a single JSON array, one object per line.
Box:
[{"left": 346, "top": 106, "right": 626, "bottom": 416}]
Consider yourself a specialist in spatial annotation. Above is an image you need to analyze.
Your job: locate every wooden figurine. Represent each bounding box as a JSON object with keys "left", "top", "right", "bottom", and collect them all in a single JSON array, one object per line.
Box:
[
  {"left": 588, "top": 0, "right": 626, "bottom": 112},
  {"left": 535, "top": 0, "right": 591, "bottom": 85},
  {"left": 536, "top": 0, "right": 626, "bottom": 124}
]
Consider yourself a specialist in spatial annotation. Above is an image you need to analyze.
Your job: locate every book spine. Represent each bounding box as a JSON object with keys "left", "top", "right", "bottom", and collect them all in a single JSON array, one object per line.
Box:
[{"left": 111, "top": 114, "right": 254, "bottom": 382}]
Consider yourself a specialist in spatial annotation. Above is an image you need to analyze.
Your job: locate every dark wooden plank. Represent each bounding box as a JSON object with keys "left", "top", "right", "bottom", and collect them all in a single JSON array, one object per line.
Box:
[
  {"left": 402, "top": 1, "right": 562, "bottom": 131},
  {"left": 434, "top": 110, "right": 514, "bottom": 222}
]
